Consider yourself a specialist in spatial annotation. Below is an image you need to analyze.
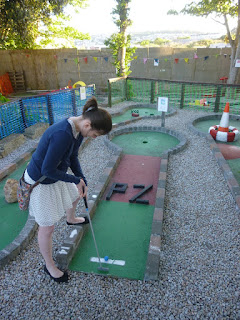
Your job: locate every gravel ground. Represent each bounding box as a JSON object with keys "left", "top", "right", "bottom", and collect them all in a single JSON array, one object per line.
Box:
[{"left": 0, "top": 102, "right": 239, "bottom": 320}]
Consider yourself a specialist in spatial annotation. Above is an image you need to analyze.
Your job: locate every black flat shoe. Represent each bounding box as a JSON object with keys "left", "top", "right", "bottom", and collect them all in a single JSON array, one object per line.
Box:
[
  {"left": 66, "top": 217, "right": 89, "bottom": 226},
  {"left": 44, "top": 265, "right": 68, "bottom": 283}
]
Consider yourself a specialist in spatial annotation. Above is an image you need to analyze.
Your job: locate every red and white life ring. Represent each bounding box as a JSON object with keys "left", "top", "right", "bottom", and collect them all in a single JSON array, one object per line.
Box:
[{"left": 209, "top": 125, "right": 239, "bottom": 142}]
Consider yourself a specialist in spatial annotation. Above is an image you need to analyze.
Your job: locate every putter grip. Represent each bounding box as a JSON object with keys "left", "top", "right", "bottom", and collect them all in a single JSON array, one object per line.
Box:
[
  {"left": 83, "top": 196, "right": 88, "bottom": 209},
  {"left": 82, "top": 186, "right": 88, "bottom": 209}
]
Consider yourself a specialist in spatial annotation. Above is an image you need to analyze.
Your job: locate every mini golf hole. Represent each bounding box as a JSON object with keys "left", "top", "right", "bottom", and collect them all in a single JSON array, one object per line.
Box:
[{"left": 143, "top": 140, "right": 148, "bottom": 143}]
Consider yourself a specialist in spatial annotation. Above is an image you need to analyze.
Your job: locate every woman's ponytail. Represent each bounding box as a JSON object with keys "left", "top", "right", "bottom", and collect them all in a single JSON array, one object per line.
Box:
[{"left": 82, "top": 97, "right": 112, "bottom": 134}]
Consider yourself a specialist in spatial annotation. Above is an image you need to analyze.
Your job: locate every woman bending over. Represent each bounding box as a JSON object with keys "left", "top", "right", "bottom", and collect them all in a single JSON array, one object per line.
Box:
[{"left": 25, "top": 97, "right": 112, "bottom": 283}]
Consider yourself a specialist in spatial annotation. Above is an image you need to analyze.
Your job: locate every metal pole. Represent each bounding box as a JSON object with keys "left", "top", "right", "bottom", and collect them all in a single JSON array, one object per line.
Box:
[
  {"left": 161, "top": 112, "right": 165, "bottom": 127},
  {"left": 19, "top": 99, "right": 27, "bottom": 129},
  {"left": 108, "top": 80, "right": 112, "bottom": 108},
  {"left": 214, "top": 85, "right": 222, "bottom": 113},
  {"left": 46, "top": 95, "right": 54, "bottom": 125}
]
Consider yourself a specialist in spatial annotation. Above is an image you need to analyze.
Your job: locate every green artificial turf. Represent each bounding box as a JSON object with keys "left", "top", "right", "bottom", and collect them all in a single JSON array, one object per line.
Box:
[
  {"left": 69, "top": 200, "right": 154, "bottom": 280},
  {"left": 111, "top": 131, "right": 179, "bottom": 157},
  {"left": 112, "top": 108, "right": 164, "bottom": 123},
  {"left": 0, "top": 162, "right": 28, "bottom": 250}
]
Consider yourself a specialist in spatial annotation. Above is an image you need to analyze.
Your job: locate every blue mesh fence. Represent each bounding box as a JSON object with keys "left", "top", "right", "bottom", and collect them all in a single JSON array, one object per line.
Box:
[
  {"left": 0, "top": 85, "right": 95, "bottom": 140},
  {"left": 0, "top": 101, "right": 25, "bottom": 138},
  {"left": 22, "top": 95, "right": 49, "bottom": 126}
]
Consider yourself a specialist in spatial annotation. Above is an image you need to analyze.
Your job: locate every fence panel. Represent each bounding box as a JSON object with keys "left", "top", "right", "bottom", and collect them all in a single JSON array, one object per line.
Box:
[
  {"left": 0, "top": 101, "right": 24, "bottom": 139},
  {"left": 109, "top": 77, "right": 240, "bottom": 115},
  {"left": 108, "top": 77, "right": 126, "bottom": 107},
  {"left": 21, "top": 95, "right": 49, "bottom": 127},
  {"left": 0, "top": 86, "right": 95, "bottom": 140}
]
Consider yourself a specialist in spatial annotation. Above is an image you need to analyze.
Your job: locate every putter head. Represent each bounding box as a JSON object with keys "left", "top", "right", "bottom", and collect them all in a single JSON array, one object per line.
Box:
[{"left": 97, "top": 266, "right": 109, "bottom": 272}]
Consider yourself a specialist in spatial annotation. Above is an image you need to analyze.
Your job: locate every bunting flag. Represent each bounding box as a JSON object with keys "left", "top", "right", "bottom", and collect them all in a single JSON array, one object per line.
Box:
[{"left": 56, "top": 52, "right": 230, "bottom": 68}]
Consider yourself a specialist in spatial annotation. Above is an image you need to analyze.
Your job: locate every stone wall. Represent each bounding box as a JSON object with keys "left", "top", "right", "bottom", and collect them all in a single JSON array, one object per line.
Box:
[{"left": 0, "top": 47, "right": 235, "bottom": 94}]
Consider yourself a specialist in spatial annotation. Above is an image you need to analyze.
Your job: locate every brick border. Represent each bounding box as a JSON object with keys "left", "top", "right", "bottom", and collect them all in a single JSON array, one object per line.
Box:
[
  {"left": 0, "top": 146, "right": 37, "bottom": 269},
  {"left": 188, "top": 114, "right": 240, "bottom": 212},
  {"left": 56, "top": 126, "right": 187, "bottom": 281}
]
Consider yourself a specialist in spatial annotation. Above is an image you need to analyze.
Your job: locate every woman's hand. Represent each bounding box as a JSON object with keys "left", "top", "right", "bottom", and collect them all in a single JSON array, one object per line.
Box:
[{"left": 76, "top": 179, "right": 88, "bottom": 198}]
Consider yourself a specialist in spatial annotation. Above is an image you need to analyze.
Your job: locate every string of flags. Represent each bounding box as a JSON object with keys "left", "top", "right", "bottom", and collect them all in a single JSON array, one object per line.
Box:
[
  {"left": 148, "top": 53, "right": 231, "bottom": 66},
  {"left": 62, "top": 56, "right": 109, "bottom": 64},
  {"left": 22, "top": 52, "right": 232, "bottom": 66}
]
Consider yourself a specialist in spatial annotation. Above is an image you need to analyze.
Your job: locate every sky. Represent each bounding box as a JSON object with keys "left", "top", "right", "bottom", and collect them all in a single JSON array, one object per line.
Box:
[{"left": 65, "top": 0, "right": 235, "bottom": 36}]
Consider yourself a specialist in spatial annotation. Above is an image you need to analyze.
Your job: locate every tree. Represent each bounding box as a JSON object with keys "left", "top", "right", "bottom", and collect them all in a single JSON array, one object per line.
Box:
[
  {"left": 0, "top": 0, "right": 89, "bottom": 49},
  {"left": 38, "top": 14, "right": 90, "bottom": 48},
  {"left": 104, "top": 0, "right": 136, "bottom": 76},
  {"left": 169, "top": 0, "right": 240, "bottom": 84}
]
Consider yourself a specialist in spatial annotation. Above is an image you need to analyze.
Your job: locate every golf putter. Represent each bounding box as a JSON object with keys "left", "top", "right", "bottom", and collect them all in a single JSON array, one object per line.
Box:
[{"left": 82, "top": 188, "right": 109, "bottom": 272}]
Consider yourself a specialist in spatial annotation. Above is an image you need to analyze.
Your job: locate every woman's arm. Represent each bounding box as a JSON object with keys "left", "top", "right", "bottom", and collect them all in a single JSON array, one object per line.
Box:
[
  {"left": 69, "top": 141, "right": 87, "bottom": 185},
  {"left": 41, "top": 131, "right": 81, "bottom": 184}
]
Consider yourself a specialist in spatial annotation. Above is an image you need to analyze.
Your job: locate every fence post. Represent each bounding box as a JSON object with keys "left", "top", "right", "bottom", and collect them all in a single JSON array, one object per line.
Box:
[
  {"left": 108, "top": 80, "right": 112, "bottom": 108},
  {"left": 19, "top": 99, "right": 27, "bottom": 129},
  {"left": 46, "top": 95, "right": 54, "bottom": 125},
  {"left": 214, "top": 85, "right": 221, "bottom": 112},
  {"left": 180, "top": 84, "right": 185, "bottom": 109},
  {"left": 125, "top": 78, "right": 128, "bottom": 101},
  {"left": 150, "top": 81, "right": 155, "bottom": 104},
  {"left": 71, "top": 89, "right": 77, "bottom": 116}
]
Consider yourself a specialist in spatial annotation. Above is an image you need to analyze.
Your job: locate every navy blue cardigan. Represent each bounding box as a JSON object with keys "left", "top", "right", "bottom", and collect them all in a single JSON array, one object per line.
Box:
[{"left": 27, "top": 119, "right": 87, "bottom": 185}]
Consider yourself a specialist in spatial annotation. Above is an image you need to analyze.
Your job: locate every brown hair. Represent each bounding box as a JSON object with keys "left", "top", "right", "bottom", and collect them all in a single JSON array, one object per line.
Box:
[{"left": 82, "top": 97, "right": 112, "bottom": 134}]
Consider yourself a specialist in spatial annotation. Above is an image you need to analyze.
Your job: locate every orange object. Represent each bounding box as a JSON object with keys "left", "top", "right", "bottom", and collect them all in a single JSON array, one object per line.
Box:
[
  {"left": 223, "top": 102, "right": 229, "bottom": 112},
  {"left": 218, "top": 102, "right": 230, "bottom": 132},
  {"left": 0, "top": 73, "right": 14, "bottom": 96}
]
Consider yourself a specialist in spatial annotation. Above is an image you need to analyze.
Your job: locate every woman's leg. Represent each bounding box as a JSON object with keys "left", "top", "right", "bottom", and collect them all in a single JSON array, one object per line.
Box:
[
  {"left": 38, "top": 225, "right": 63, "bottom": 278},
  {"left": 66, "top": 196, "right": 86, "bottom": 224}
]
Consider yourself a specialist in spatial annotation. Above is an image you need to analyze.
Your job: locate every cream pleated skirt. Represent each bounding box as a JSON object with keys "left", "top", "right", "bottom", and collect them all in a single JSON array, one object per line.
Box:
[{"left": 24, "top": 170, "right": 79, "bottom": 227}]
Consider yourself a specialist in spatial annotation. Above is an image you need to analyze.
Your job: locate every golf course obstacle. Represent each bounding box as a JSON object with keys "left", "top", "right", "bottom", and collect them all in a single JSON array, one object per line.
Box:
[
  {"left": 209, "top": 103, "right": 239, "bottom": 142},
  {"left": 188, "top": 113, "right": 240, "bottom": 212}
]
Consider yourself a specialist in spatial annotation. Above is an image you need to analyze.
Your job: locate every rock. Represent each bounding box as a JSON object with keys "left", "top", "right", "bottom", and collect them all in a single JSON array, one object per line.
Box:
[
  {"left": 4, "top": 178, "right": 18, "bottom": 203},
  {"left": 0, "top": 134, "right": 26, "bottom": 158},
  {"left": 24, "top": 123, "right": 49, "bottom": 139}
]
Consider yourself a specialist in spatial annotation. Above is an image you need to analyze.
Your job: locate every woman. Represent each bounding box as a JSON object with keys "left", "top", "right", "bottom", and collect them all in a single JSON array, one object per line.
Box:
[{"left": 25, "top": 97, "right": 112, "bottom": 283}]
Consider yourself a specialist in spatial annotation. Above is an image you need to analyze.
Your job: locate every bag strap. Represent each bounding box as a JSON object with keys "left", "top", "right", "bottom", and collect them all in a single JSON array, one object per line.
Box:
[
  {"left": 23, "top": 160, "right": 61, "bottom": 189},
  {"left": 30, "top": 175, "right": 46, "bottom": 189},
  {"left": 21, "top": 171, "right": 46, "bottom": 190}
]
